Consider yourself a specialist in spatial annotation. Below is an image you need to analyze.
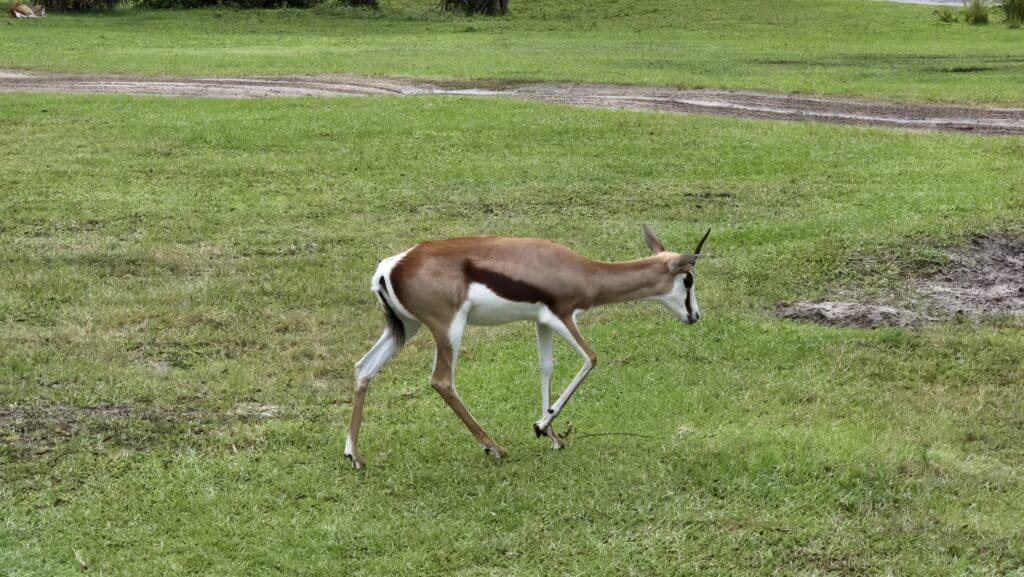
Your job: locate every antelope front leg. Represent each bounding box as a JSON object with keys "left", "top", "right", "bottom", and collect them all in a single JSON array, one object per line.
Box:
[
  {"left": 535, "top": 323, "right": 564, "bottom": 449},
  {"left": 533, "top": 316, "right": 596, "bottom": 437}
]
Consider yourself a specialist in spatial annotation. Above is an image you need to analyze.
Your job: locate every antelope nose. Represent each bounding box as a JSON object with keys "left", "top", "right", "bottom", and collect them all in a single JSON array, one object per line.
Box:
[{"left": 690, "top": 311, "right": 700, "bottom": 323}]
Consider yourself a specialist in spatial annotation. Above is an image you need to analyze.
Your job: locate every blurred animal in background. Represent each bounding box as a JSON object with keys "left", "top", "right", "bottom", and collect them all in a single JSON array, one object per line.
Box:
[{"left": 8, "top": 4, "right": 46, "bottom": 17}]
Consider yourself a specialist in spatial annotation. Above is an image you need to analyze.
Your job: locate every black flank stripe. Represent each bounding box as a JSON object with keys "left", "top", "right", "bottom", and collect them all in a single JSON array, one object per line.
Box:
[{"left": 464, "top": 261, "right": 555, "bottom": 308}]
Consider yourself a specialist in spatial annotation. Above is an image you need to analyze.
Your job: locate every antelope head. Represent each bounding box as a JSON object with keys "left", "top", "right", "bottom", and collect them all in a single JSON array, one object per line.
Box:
[{"left": 642, "top": 224, "right": 710, "bottom": 324}]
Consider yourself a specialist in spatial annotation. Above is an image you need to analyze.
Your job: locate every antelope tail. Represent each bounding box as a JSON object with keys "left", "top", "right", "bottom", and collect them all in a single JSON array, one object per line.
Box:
[{"left": 375, "top": 276, "right": 406, "bottom": 348}]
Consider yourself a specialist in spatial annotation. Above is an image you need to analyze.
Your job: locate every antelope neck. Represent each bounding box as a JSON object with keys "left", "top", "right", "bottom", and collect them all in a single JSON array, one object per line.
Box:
[{"left": 588, "top": 257, "right": 669, "bottom": 307}]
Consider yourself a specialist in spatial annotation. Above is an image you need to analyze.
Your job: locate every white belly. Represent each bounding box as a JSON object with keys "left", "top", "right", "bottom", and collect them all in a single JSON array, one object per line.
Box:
[{"left": 465, "top": 282, "right": 547, "bottom": 326}]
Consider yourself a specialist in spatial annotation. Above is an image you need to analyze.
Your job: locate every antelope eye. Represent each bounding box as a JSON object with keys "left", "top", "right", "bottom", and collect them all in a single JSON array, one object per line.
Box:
[{"left": 683, "top": 274, "right": 694, "bottom": 289}]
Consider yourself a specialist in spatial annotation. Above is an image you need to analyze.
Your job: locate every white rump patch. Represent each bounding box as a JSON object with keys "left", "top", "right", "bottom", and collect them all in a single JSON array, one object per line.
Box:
[{"left": 371, "top": 246, "right": 417, "bottom": 319}]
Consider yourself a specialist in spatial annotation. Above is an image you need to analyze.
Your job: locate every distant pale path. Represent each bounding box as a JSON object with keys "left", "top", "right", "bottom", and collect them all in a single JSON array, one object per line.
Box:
[
  {"left": 887, "top": 0, "right": 961, "bottom": 5},
  {"left": 3, "top": 70, "right": 1024, "bottom": 135}
]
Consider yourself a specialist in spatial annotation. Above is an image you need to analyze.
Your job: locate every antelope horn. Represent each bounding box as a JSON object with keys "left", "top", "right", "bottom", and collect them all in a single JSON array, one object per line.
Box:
[{"left": 693, "top": 228, "right": 711, "bottom": 255}]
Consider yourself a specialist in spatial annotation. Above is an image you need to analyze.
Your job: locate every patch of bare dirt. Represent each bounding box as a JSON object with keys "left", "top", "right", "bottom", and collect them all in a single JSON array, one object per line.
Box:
[
  {"left": 228, "top": 402, "right": 284, "bottom": 418},
  {"left": 777, "top": 301, "right": 928, "bottom": 329},
  {"left": 0, "top": 401, "right": 284, "bottom": 459},
  {"left": 1, "top": 403, "right": 136, "bottom": 457},
  {"left": 778, "top": 234, "right": 1024, "bottom": 328},
  {"left": 509, "top": 85, "right": 1024, "bottom": 135},
  {"left": 919, "top": 234, "right": 1024, "bottom": 316},
  {"left": 890, "top": 0, "right": 961, "bottom": 5},
  {"left": 2, "top": 70, "right": 1024, "bottom": 135},
  {"left": 0, "top": 71, "right": 414, "bottom": 98}
]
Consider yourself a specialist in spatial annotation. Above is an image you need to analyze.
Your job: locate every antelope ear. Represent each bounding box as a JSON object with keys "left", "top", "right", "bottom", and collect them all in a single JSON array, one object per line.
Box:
[
  {"left": 669, "top": 254, "right": 698, "bottom": 274},
  {"left": 642, "top": 223, "right": 666, "bottom": 254}
]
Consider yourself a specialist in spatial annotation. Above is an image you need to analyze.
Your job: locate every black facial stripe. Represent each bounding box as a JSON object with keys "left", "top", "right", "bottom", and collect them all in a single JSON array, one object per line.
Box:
[{"left": 682, "top": 274, "right": 695, "bottom": 318}]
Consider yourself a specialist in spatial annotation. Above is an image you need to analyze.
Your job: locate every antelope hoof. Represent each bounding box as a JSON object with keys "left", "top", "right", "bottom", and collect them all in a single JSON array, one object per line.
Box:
[
  {"left": 345, "top": 452, "right": 364, "bottom": 470},
  {"left": 538, "top": 425, "right": 564, "bottom": 449},
  {"left": 533, "top": 422, "right": 544, "bottom": 438},
  {"left": 548, "top": 431, "right": 564, "bottom": 450},
  {"left": 484, "top": 446, "right": 507, "bottom": 460}
]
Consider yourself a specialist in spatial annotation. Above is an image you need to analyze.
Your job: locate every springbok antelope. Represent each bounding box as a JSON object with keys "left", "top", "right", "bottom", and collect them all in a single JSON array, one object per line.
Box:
[
  {"left": 346, "top": 224, "right": 710, "bottom": 469},
  {"left": 7, "top": 4, "right": 46, "bottom": 17}
]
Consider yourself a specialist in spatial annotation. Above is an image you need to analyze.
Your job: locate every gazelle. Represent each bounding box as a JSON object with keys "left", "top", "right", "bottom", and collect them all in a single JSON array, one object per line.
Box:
[
  {"left": 7, "top": 4, "right": 46, "bottom": 17},
  {"left": 346, "top": 224, "right": 710, "bottom": 469}
]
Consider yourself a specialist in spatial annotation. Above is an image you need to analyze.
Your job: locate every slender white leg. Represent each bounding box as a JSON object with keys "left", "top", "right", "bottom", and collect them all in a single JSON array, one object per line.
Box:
[
  {"left": 355, "top": 334, "right": 395, "bottom": 382},
  {"left": 448, "top": 307, "right": 467, "bottom": 393},
  {"left": 537, "top": 323, "right": 553, "bottom": 413},
  {"left": 345, "top": 322, "right": 419, "bottom": 469},
  {"left": 534, "top": 317, "right": 595, "bottom": 434},
  {"left": 535, "top": 323, "right": 563, "bottom": 449}
]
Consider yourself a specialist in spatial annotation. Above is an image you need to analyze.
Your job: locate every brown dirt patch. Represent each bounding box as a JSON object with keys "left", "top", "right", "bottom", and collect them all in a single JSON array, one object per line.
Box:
[
  {"left": 2, "top": 70, "right": 1024, "bottom": 135},
  {"left": 918, "top": 234, "right": 1024, "bottom": 316},
  {"left": 778, "top": 234, "right": 1024, "bottom": 329},
  {"left": 1, "top": 403, "right": 137, "bottom": 457},
  {"left": 228, "top": 402, "right": 284, "bottom": 418},
  {"left": 0, "top": 401, "right": 284, "bottom": 460},
  {"left": 777, "top": 301, "right": 928, "bottom": 329}
]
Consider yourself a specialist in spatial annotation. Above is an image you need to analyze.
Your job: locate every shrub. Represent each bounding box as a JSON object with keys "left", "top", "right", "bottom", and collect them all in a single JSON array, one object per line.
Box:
[
  {"left": 139, "top": 0, "right": 318, "bottom": 8},
  {"left": 439, "top": 0, "right": 506, "bottom": 16},
  {"left": 962, "top": 0, "right": 988, "bottom": 24},
  {"left": 1003, "top": 0, "right": 1024, "bottom": 27},
  {"left": 135, "top": 0, "right": 380, "bottom": 10},
  {"left": 934, "top": 7, "right": 958, "bottom": 22},
  {"left": 312, "top": 0, "right": 387, "bottom": 15},
  {"left": 41, "top": 0, "right": 121, "bottom": 11}
]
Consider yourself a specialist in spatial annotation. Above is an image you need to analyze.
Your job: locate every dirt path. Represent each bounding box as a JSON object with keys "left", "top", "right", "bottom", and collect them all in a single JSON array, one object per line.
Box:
[{"left": 3, "top": 70, "right": 1024, "bottom": 135}]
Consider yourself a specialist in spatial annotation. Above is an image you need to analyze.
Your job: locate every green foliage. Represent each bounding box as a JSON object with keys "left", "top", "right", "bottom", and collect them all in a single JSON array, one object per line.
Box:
[
  {"left": 963, "top": 0, "right": 989, "bottom": 24},
  {"left": 439, "top": 0, "right": 506, "bottom": 15},
  {"left": 311, "top": 0, "right": 384, "bottom": 14},
  {"left": 138, "top": 0, "right": 318, "bottom": 9},
  {"left": 934, "top": 6, "right": 958, "bottom": 22},
  {"left": 1003, "top": 0, "right": 1024, "bottom": 27},
  {"left": 40, "top": 0, "right": 120, "bottom": 11}
]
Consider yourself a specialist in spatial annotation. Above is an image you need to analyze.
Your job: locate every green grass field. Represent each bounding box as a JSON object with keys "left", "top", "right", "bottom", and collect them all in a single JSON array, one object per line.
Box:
[
  {"left": 3, "top": 92, "right": 1024, "bottom": 575},
  {"left": 3, "top": 0, "right": 1024, "bottom": 103}
]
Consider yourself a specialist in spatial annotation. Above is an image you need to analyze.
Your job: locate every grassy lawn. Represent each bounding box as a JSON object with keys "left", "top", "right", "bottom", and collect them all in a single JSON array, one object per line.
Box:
[
  {"left": 2, "top": 93, "right": 1024, "bottom": 575},
  {"left": 2, "top": 0, "right": 1024, "bottom": 104}
]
